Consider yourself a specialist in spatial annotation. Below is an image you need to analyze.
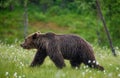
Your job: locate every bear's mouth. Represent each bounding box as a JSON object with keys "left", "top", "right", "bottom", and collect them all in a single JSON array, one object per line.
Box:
[
  {"left": 23, "top": 46, "right": 31, "bottom": 50},
  {"left": 22, "top": 46, "right": 31, "bottom": 49}
]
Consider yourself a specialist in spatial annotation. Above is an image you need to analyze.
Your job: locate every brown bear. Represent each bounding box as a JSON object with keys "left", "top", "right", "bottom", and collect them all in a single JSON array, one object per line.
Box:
[{"left": 20, "top": 32, "right": 104, "bottom": 71}]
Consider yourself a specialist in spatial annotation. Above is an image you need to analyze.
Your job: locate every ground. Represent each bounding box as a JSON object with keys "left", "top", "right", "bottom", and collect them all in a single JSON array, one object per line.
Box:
[
  {"left": 29, "top": 21, "right": 69, "bottom": 34},
  {"left": 0, "top": 43, "right": 120, "bottom": 78}
]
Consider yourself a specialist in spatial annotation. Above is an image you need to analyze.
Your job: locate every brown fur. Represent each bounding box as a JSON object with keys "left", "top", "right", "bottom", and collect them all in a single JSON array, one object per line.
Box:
[{"left": 21, "top": 32, "right": 104, "bottom": 71}]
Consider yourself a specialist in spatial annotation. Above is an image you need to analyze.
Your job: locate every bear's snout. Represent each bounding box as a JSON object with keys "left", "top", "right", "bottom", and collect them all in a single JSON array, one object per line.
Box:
[
  {"left": 20, "top": 43, "right": 31, "bottom": 49},
  {"left": 20, "top": 43, "right": 26, "bottom": 48}
]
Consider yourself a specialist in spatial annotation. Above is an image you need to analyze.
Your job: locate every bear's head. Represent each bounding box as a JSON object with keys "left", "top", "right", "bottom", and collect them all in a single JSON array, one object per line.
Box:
[{"left": 20, "top": 32, "right": 41, "bottom": 49}]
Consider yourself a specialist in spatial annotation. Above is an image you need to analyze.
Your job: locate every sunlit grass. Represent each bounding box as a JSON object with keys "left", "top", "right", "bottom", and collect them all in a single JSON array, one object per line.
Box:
[{"left": 0, "top": 42, "right": 120, "bottom": 78}]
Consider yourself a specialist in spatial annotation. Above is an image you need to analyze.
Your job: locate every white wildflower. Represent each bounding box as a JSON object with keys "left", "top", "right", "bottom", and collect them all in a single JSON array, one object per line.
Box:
[
  {"left": 109, "top": 64, "right": 112, "bottom": 66},
  {"left": 88, "top": 60, "right": 91, "bottom": 63},
  {"left": 18, "top": 76, "right": 22, "bottom": 78},
  {"left": 103, "top": 70, "right": 106, "bottom": 75},
  {"left": 118, "top": 74, "right": 120, "bottom": 77},
  {"left": 108, "top": 73, "right": 112, "bottom": 77},
  {"left": 82, "top": 72, "right": 85, "bottom": 76},
  {"left": 22, "top": 75, "right": 25, "bottom": 77},
  {"left": 90, "top": 76, "right": 92, "bottom": 78},
  {"left": 14, "top": 72, "right": 17, "bottom": 77},
  {"left": 85, "top": 69, "right": 89, "bottom": 72},
  {"left": 93, "top": 60, "right": 96, "bottom": 63},
  {"left": 116, "top": 67, "right": 119, "bottom": 70},
  {"left": 89, "top": 70, "right": 91, "bottom": 73},
  {"left": 12, "top": 52, "right": 15, "bottom": 55},
  {"left": 75, "top": 67, "right": 78, "bottom": 70},
  {"left": 10, "top": 45, "right": 14, "bottom": 48},
  {"left": 96, "top": 61, "right": 99, "bottom": 65},
  {"left": 83, "top": 66, "right": 86, "bottom": 69},
  {"left": 5, "top": 72, "right": 9, "bottom": 76},
  {"left": 115, "top": 47, "right": 119, "bottom": 50},
  {"left": 86, "top": 65, "right": 88, "bottom": 68},
  {"left": 20, "top": 62, "right": 24, "bottom": 67},
  {"left": 103, "top": 70, "right": 106, "bottom": 73},
  {"left": 62, "top": 73, "right": 65, "bottom": 77},
  {"left": 55, "top": 71, "right": 62, "bottom": 78}
]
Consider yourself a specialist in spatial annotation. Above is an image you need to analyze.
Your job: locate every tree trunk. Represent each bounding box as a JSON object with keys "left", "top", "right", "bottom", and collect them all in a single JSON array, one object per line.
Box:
[
  {"left": 96, "top": 0, "right": 116, "bottom": 56},
  {"left": 9, "top": 3, "right": 14, "bottom": 11},
  {"left": 24, "top": 0, "right": 28, "bottom": 38}
]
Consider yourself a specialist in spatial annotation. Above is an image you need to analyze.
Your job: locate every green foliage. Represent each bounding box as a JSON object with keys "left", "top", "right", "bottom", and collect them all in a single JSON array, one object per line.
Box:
[
  {"left": 0, "top": 0, "right": 21, "bottom": 9},
  {"left": 0, "top": 43, "right": 120, "bottom": 78},
  {"left": 0, "top": 0, "right": 120, "bottom": 47},
  {"left": 0, "top": 8, "right": 24, "bottom": 43},
  {"left": 33, "top": 12, "right": 47, "bottom": 21},
  {"left": 47, "top": 6, "right": 63, "bottom": 15}
]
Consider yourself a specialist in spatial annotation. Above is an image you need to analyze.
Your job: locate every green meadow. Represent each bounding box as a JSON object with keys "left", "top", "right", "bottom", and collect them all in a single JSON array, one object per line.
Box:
[
  {"left": 0, "top": 42, "right": 120, "bottom": 78},
  {"left": 0, "top": 0, "right": 120, "bottom": 78}
]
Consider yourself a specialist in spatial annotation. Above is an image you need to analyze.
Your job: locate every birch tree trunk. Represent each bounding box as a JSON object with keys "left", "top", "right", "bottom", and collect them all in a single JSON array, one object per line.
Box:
[{"left": 24, "top": 0, "right": 28, "bottom": 38}]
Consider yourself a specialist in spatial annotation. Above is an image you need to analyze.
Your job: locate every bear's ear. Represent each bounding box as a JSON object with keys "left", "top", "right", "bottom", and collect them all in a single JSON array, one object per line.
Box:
[{"left": 32, "top": 33, "right": 39, "bottom": 39}]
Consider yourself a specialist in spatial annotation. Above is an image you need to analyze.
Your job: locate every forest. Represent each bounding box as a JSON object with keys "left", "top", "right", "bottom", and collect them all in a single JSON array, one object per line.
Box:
[
  {"left": 0, "top": 0, "right": 120, "bottom": 47},
  {"left": 0, "top": 0, "right": 120, "bottom": 78}
]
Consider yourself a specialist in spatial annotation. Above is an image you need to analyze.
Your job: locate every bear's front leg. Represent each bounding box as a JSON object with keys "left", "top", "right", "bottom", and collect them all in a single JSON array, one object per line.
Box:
[
  {"left": 47, "top": 40, "right": 66, "bottom": 69},
  {"left": 47, "top": 48, "right": 65, "bottom": 68},
  {"left": 49, "top": 52, "right": 66, "bottom": 69},
  {"left": 30, "top": 50, "right": 47, "bottom": 67}
]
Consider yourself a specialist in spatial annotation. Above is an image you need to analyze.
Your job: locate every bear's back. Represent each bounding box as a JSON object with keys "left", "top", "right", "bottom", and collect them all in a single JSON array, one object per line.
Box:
[
  {"left": 43, "top": 33, "right": 93, "bottom": 60},
  {"left": 55, "top": 34, "right": 90, "bottom": 59},
  {"left": 57, "top": 34, "right": 86, "bottom": 46}
]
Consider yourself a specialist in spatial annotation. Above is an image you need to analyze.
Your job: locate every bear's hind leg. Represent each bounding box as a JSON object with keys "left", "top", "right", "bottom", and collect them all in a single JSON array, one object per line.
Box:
[
  {"left": 30, "top": 50, "right": 47, "bottom": 67},
  {"left": 70, "top": 60, "right": 82, "bottom": 68}
]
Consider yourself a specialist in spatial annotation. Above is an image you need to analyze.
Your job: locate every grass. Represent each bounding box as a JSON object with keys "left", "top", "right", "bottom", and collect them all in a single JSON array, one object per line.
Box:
[{"left": 0, "top": 42, "right": 120, "bottom": 78}]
